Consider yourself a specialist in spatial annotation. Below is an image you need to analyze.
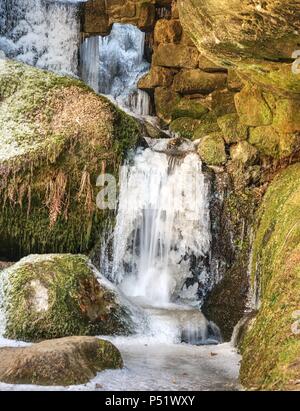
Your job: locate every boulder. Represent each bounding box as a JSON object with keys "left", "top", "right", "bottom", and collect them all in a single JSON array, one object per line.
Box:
[
  {"left": 171, "top": 98, "right": 209, "bottom": 120},
  {"left": 240, "top": 164, "right": 300, "bottom": 390},
  {"left": 217, "top": 113, "right": 248, "bottom": 144},
  {"left": 234, "top": 84, "right": 273, "bottom": 126},
  {"left": 154, "top": 18, "right": 182, "bottom": 43},
  {"left": 154, "top": 87, "right": 181, "bottom": 123},
  {"left": 249, "top": 126, "right": 298, "bottom": 159},
  {"left": 193, "top": 113, "right": 220, "bottom": 140},
  {"left": 198, "top": 132, "right": 227, "bottom": 165},
  {"left": 153, "top": 44, "right": 199, "bottom": 69},
  {"left": 230, "top": 141, "right": 258, "bottom": 166},
  {"left": 178, "top": 0, "right": 300, "bottom": 96},
  {"left": 273, "top": 99, "right": 300, "bottom": 133},
  {"left": 170, "top": 117, "right": 202, "bottom": 139},
  {"left": 1, "top": 254, "right": 136, "bottom": 341},
  {"left": 0, "top": 336, "right": 123, "bottom": 386},
  {"left": 0, "top": 59, "right": 140, "bottom": 260},
  {"left": 138, "top": 66, "right": 175, "bottom": 90},
  {"left": 173, "top": 69, "right": 227, "bottom": 95}
]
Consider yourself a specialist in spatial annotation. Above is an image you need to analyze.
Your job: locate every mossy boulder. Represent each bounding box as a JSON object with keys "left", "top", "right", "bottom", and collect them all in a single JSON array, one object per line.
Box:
[
  {"left": 170, "top": 117, "right": 202, "bottom": 139},
  {"left": 217, "top": 113, "right": 248, "bottom": 144},
  {"left": 234, "top": 84, "right": 273, "bottom": 127},
  {"left": 173, "top": 69, "right": 227, "bottom": 95},
  {"left": 0, "top": 254, "right": 135, "bottom": 342},
  {"left": 154, "top": 87, "right": 181, "bottom": 123},
  {"left": 171, "top": 98, "right": 209, "bottom": 120},
  {"left": 249, "top": 126, "right": 298, "bottom": 159},
  {"left": 0, "top": 336, "right": 123, "bottom": 386},
  {"left": 0, "top": 59, "right": 140, "bottom": 259},
  {"left": 178, "top": 1, "right": 300, "bottom": 96},
  {"left": 240, "top": 164, "right": 300, "bottom": 390},
  {"left": 193, "top": 113, "right": 220, "bottom": 140},
  {"left": 230, "top": 141, "right": 258, "bottom": 166},
  {"left": 273, "top": 99, "right": 300, "bottom": 133},
  {"left": 198, "top": 132, "right": 227, "bottom": 166}
]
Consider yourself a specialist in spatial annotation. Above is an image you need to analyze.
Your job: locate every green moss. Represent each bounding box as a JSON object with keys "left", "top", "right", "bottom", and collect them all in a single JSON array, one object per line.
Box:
[
  {"left": 217, "top": 113, "right": 248, "bottom": 144},
  {"left": 169, "top": 117, "right": 202, "bottom": 139},
  {"left": 3, "top": 254, "right": 133, "bottom": 342},
  {"left": 171, "top": 98, "right": 209, "bottom": 120},
  {"left": 240, "top": 164, "right": 300, "bottom": 390},
  {"left": 0, "top": 60, "right": 140, "bottom": 259},
  {"left": 197, "top": 132, "right": 227, "bottom": 165},
  {"left": 193, "top": 112, "right": 220, "bottom": 140}
]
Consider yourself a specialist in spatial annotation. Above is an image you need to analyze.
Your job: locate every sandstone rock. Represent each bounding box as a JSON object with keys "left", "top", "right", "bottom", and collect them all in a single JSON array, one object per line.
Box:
[
  {"left": 230, "top": 141, "right": 258, "bottom": 166},
  {"left": 198, "top": 132, "right": 227, "bottom": 165},
  {"left": 138, "top": 66, "right": 175, "bottom": 90},
  {"left": 235, "top": 84, "right": 273, "bottom": 127},
  {"left": 198, "top": 55, "right": 227, "bottom": 73},
  {"left": 170, "top": 117, "right": 202, "bottom": 139},
  {"left": 138, "top": 3, "right": 156, "bottom": 31},
  {"left": 0, "top": 336, "right": 123, "bottom": 386},
  {"left": 153, "top": 44, "right": 199, "bottom": 69},
  {"left": 211, "top": 89, "right": 236, "bottom": 117},
  {"left": 0, "top": 59, "right": 140, "bottom": 259},
  {"left": 217, "top": 113, "right": 248, "bottom": 144},
  {"left": 178, "top": 0, "right": 300, "bottom": 96},
  {"left": 273, "top": 99, "right": 300, "bottom": 133},
  {"left": 154, "top": 18, "right": 182, "bottom": 43},
  {"left": 227, "top": 69, "right": 243, "bottom": 92},
  {"left": 173, "top": 69, "right": 227, "bottom": 95},
  {"left": 171, "top": 98, "right": 209, "bottom": 120},
  {"left": 1, "top": 254, "right": 136, "bottom": 341},
  {"left": 249, "top": 126, "right": 298, "bottom": 159},
  {"left": 154, "top": 87, "right": 181, "bottom": 123},
  {"left": 193, "top": 113, "right": 220, "bottom": 140}
]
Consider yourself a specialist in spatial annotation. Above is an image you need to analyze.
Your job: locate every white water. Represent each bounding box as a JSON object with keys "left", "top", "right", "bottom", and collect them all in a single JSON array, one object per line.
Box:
[
  {"left": 99, "top": 147, "right": 219, "bottom": 346},
  {"left": 0, "top": 0, "right": 82, "bottom": 76},
  {"left": 81, "top": 24, "right": 151, "bottom": 116}
]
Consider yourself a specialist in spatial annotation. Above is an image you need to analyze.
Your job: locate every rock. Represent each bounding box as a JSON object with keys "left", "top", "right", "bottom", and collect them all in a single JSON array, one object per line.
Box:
[
  {"left": 273, "top": 99, "right": 300, "bottom": 133},
  {"left": 1, "top": 254, "right": 135, "bottom": 341},
  {"left": 193, "top": 113, "right": 220, "bottom": 139},
  {"left": 171, "top": 98, "right": 209, "bottom": 120},
  {"left": 234, "top": 84, "right": 273, "bottom": 126},
  {"left": 227, "top": 69, "right": 243, "bottom": 92},
  {"left": 230, "top": 141, "right": 258, "bottom": 166},
  {"left": 211, "top": 89, "right": 236, "bottom": 116},
  {"left": 198, "top": 55, "right": 227, "bottom": 73},
  {"left": 0, "top": 59, "right": 140, "bottom": 260},
  {"left": 173, "top": 69, "right": 227, "bottom": 95},
  {"left": 154, "top": 87, "right": 181, "bottom": 123},
  {"left": 138, "top": 66, "right": 175, "bottom": 90},
  {"left": 240, "top": 164, "right": 300, "bottom": 390},
  {"left": 138, "top": 3, "right": 156, "bottom": 31},
  {"left": 0, "top": 336, "right": 123, "bottom": 386},
  {"left": 249, "top": 126, "right": 298, "bottom": 159},
  {"left": 170, "top": 117, "right": 202, "bottom": 139},
  {"left": 198, "top": 132, "right": 227, "bottom": 165},
  {"left": 178, "top": 0, "right": 300, "bottom": 96},
  {"left": 217, "top": 113, "right": 248, "bottom": 144},
  {"left": 153, "top": 44, "right": 199, "bottom": 69},
  {"left": 154, "top": 19, "right": 182, "bottom": 43}
]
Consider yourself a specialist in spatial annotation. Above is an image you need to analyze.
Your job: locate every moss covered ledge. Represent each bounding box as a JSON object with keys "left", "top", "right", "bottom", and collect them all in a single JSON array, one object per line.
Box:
[
  {"left": 240, "top": 163, "right": 300, "bottom": 390},
  {"left": 0, "top": 59, "right": 141, "bottom": 259}
]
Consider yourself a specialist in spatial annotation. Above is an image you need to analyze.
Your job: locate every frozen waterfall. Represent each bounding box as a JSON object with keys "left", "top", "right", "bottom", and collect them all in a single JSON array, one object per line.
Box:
[
  {"left": 81, "top": 24, "right": 151, "bottom": 116},
  {"left": 101, "top": 147, "right": 220, "bottom": 344},
  {"left": 0, "top": 0, "right": 81, "bottom": 76}
]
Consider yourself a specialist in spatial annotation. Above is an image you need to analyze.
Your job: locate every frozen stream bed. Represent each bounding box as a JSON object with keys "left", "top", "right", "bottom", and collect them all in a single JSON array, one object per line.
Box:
[{"left": 0, "top": 336, "right": 241, "bottom": 391}]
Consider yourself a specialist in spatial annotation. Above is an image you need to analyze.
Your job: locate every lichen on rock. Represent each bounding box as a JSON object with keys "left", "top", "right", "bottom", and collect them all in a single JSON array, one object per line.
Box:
[{"left": 1, "top": 254, "right": 136, "bottom": 342}]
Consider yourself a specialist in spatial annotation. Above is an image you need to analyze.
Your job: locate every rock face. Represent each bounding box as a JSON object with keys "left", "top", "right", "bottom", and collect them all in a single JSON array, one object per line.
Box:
[
  {"left": 240, "top": 164, "right": 300, "bottom": 391},
  {"left": 0, "top": 59, "right": 140, "bottom": 260},
  {"left": 178, "top": 0, "right": 300, "bottom": 96},
  {"left": 0, "top": 336, "right": 123, "bottom": 386},
  {"left": 1, "top": 254, "right": 135, "bottom": 342}
]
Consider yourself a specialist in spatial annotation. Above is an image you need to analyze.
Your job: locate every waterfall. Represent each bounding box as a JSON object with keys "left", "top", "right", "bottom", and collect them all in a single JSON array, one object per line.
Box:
[
  {"left": 0, "top": 0, "right": 82, "bottom": 76},
  {"left": 101, "top": 146, "right": 220, "bottom": 344},
  {"left": 80, "top": 23, "right": 151, "bottom": 116}
]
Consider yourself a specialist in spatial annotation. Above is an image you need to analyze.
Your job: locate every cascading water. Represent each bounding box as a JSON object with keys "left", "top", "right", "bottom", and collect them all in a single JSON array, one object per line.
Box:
[
  {"left": 0, "top": 0, "right": 82, "bottom": 76},
  {"left": 102, "top": 145, "right": 221, "bottom": 345},
  {"left": 81, "top": 23, "right": 151, "bottom": 116}
]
